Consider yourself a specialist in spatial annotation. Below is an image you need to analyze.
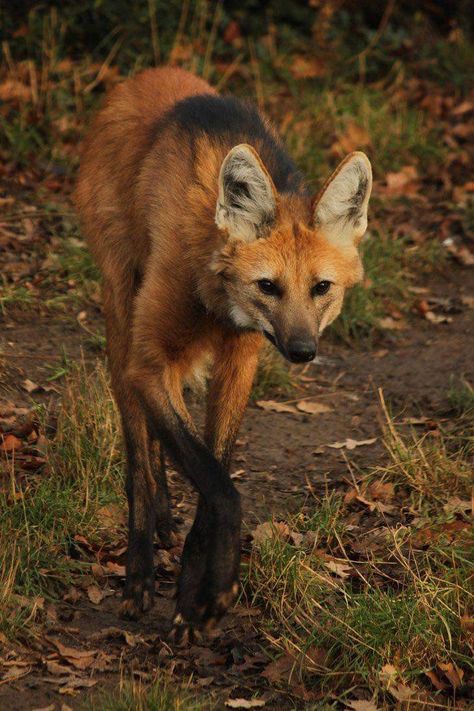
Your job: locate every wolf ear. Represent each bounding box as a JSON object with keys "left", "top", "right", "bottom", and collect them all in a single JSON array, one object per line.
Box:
[
  {"left": 313, "top": 152, "right": 372, "bottom": 245},
  {"left": 215, "top": 144, "right": 277, "bottom": 242}
]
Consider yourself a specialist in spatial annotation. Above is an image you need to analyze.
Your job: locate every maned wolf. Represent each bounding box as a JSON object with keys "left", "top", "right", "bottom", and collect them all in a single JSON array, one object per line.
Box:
[{"left": 75, "top": 67, "right": 372, "bottom": 643}]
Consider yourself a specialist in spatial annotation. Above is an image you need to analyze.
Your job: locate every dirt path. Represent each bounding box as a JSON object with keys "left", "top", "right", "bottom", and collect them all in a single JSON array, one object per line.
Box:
[{"left": 0, "top": 268, "right": 473, "bottom": 710}]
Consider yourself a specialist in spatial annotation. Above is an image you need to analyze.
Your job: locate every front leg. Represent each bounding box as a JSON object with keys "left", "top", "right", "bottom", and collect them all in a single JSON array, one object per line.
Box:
[
  {"left": 128, "top": 362, "right": 242, "bottom": 640},
  {"left": 177, "top": 331, "right": 262, "bottom": 634},
  {"left": 205, "top": 331, "right": 262, "bottom": 469}
]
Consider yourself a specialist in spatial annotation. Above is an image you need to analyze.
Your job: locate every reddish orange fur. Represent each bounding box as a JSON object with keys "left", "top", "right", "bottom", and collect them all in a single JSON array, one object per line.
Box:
[{"left": 75, "top": 67, "right": 367, "bottom": 631}]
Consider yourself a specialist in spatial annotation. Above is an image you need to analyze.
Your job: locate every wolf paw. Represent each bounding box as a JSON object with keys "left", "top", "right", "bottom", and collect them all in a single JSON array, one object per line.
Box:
[{"left": 119, "top": 582, "right": 154, "bottom": 619}]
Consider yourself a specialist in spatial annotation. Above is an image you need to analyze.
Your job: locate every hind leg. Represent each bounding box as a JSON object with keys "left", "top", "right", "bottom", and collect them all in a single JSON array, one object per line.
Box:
[
  {"left": 148, "top": 438, "right": 175, "bottom": 548},
  {"left": 103, "top": 285, "right": 157, "bottom": 619}
]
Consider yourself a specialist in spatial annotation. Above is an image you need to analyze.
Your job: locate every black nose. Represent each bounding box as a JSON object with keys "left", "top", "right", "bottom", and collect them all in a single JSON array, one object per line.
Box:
[{"left": 286, "top": 340, "right": 317, "bottom": 363}]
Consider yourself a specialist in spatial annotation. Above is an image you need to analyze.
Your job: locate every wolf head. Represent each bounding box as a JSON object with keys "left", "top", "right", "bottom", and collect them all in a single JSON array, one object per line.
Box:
[{"left": 213, "top": 144, "right": 372, "bottom": 363}]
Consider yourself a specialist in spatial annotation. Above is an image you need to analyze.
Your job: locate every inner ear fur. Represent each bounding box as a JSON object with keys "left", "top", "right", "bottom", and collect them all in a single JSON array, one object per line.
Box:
[
  {"left": 313, "top": 151, "right": 372, "bottom": 245},
  {"left": 215, "top": 143, "right": 277, "bottom": 242}
]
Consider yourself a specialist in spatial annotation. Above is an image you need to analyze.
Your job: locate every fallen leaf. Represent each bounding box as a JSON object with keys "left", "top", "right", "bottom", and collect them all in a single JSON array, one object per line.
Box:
[
  {"left": 345, "top": 701, "right": 380, "bottom": 711},
  {"left": 46, "top": 660, "right": 71, "bottom": 676},
  {"left": 58, "top": 677, "right": 97, "bottom": 695},
  {"left": 438, "top": 661, "right": 464, "bottom": 688},
  {"left": 367, "top": 481, "right": 394, "bottom": 502},
  {"left": 452, "top": 100, "right": 473, "bottom": 115},
  {"left": 225, "top": 699, "right": 266, "bottom": 709},
  {"left": 261, "top": 653, "right": 294, "bottom": 684},
  {"left": 1, "top": 665, "right": 31, "bottom": 681},
  {"left": 295, "top": 401, "right": 332, "bottom": 415},
  {"left": 252, "top": 521, "right": 290, "bottom": 545},
  {"left": 425, "top": 669, "right": 448, "bottom": 691},
  {"left": 378, "top": 317, "right": 407, "bottom": 330},
  {"left": 384, "top": 166, "right": 419, "bottom": 196},
  {"left": 334, "top": 120, "right": 371, "bottom": 154},
  {"left": 256, "top": 400, "right": 298, "bottom": 414},
  {"left": 104, "top": 561, "right": 126, "bottom": 576},
  {"left": 48, "top": 638, "right": 98, "bottom": 670},
  {"left": 443, "top": 496, "right": 472, "bottom": 514},
  {"left": 324, "top": 560, "right": 351, "bottom": 578},
  {"left": 87, "top": 584, "right": 105, "bottom": 605},
  {"left": 388, "top": 683, "right": 415, "bottom": 702},
  {"left": 96, "top": 503, "right": 126, "bottom": 528},
  {"left": 379, "top": 663, "right": 397, "bottom": 685},
  {"left": 0, "top": 433, "right": 23, "bottom": 452},
  {"left": 22, "top": 378, "right": 41, "bottom": 394},
  {"left": 327, "top": 437, "right": 376, "bottom": 450},
  {"left": 424, "top": 311, "right": 452, "bottom": 324},
  {"left": 444, "top": 241, "right": 474, "bottom": 266},
  {"left": 124, "top": 630, "right": 144, "bottom": 647},
  {"left": 290, "top": 55, "right": 326, "bottom": 79}
]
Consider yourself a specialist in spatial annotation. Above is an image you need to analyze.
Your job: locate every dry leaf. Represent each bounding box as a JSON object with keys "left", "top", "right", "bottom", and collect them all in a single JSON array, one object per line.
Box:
[
  {"left": 327, "top": 437, "right": 376, "bottom": 450},
  {"left": 335, "top": 120, "right": 371, "bottom": 154},
  {"left": 367, "top": 481, "right": 394, "bottom": 502},
  {"left": 290, "top": 55, "right": 326, "bottom": 79},
  {"left": 261, "top": 653, "right": 294, "bottom": 684},
  {"left": 388, "top": 683, "right": 415, "bottom": 702},
  {"left": 225, "top": 698, "right": 266, "bottom": 708},
  {"left": 345, "top": 701, "right": 380, "bottom": 711},
  {"left": 1, "top": 665, "right": 31, "bottom": 681},
  {"left": 296, "top": 401, "right": 332, "bottom": 414},
  {"left": 384, "top": 166, "right": 419, "bottom": 196},
  {"left": 425, "top": 669, "right": 448, "bottom": 690},
  {"left": 438, "top": 661, "right": 464, "bottom": 688},
  {"left": 87, "top": 584, "right": 105, "bottom": 605},
  {"left": 104, "top": 561, "right": 126, "bottom": 576},
  {"left": 379, "top": 663, "right": 397, "bottom": 685},
  {"left": 444, "top": 241, "right": 474, "bottom": 266},
  {"left": 324, "top": 560, "right": 351, "bottom": 578},
  {"left": 48, "top": 638, "right": 98, "bottom": 670},
  {"left": 252, "top": 521, "right": 290, "bottom": 545},
  {"left": 58, "top": 677, "right": 97, "bottom": 695},
  {"left": 443, "top": 497, "right": 472, "bottom": 514},
  {"left": 97, "top": 503, "right": 126, "bottom": 528},
  {"left": 424, "top": 311, "right": 452, "bottom": 324},
  {"left": 0, "top": 433, "right": 23, "bottom": 452},
  {"left": 378, "top": 317, "right": 407, "bottom": 330},
  {"left": 46, "top": 660, "right": 71, "bottom": 676},
  {"left": 256, "top": 400, "right": 298, "bottom": 414},
  {"left": 22, "top": 378, "right": 41, "bottom": 394}
]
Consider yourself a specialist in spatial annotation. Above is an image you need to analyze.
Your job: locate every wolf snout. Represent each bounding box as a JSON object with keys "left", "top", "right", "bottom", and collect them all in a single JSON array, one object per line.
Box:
[{"left": 285, "top": 337, "right": 317, "bottom": 363}]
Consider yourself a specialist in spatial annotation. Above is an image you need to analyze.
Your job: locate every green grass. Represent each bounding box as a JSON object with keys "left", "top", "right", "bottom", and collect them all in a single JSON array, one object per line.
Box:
[
  {"left": 0, "top": 361, "right": 124, "bottom": 637},
  {"left": 329, "top": 230, "right": 444, "bottom": 345},
  {"left": 0, "top": 278, "right": 36, "bottom": 316},
  {"left": 85, "top": 677, "right": 215, "bottom": 711},
  {"left": 282, "top": 83, "right": 446, "bottom": 187},
  {"left": 448, "top": 378, "right": 474, "bottom": 420},
  {"left": 244, "top": 405, "right": 473, "bottom": 704}
]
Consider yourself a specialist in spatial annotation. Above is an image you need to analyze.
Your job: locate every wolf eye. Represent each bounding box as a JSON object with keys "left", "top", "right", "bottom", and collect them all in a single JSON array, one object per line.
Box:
[
  {"left": 257, "top": 279, "right": 279, "bottom": 296},
  {"left": 312, "top": 280, "right": 331, "bottom": 297}
]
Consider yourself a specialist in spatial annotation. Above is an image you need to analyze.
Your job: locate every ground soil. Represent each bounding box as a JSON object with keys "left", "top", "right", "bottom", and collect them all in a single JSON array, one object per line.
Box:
[{"left": 0, "top": 267, "right": 473, "bottom": 710}]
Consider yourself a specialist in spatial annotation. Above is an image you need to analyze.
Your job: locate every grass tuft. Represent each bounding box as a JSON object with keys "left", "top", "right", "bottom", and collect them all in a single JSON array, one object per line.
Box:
[
  {"left": 0, "top": 360, "right": 124, "bottom": 637},
  {"left": 85, "top": 676, "right": 215, "bottom": 711},
  {"left": 245, "top": 401, "right": 473, "bottom": 702}
]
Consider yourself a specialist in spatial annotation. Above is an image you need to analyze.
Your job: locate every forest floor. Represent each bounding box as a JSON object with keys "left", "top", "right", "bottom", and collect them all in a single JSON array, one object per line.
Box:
[{"left": 0, "top": 6, "right": 473, "bottom": 710}]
